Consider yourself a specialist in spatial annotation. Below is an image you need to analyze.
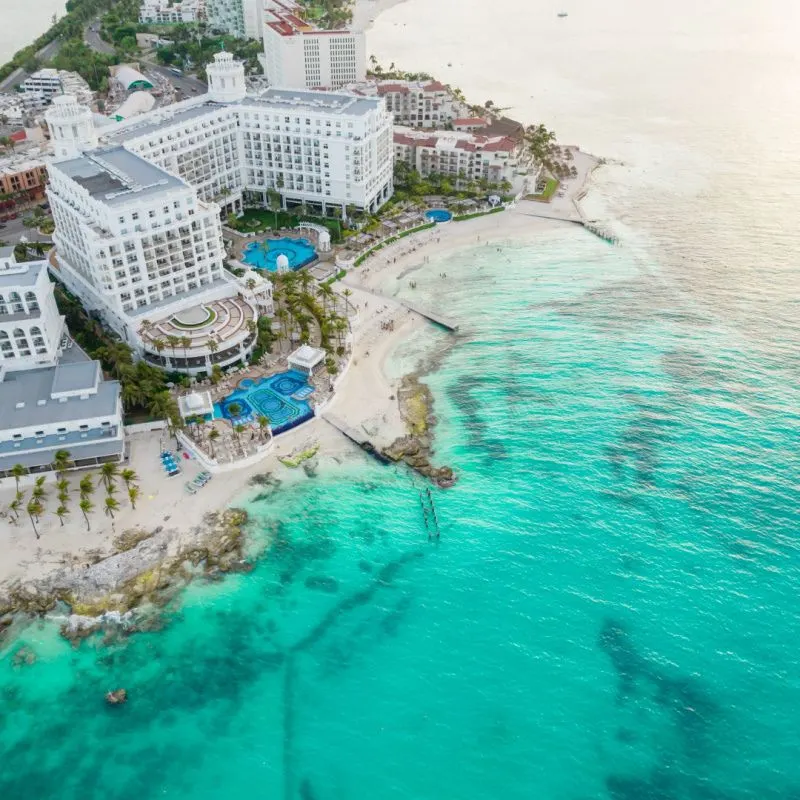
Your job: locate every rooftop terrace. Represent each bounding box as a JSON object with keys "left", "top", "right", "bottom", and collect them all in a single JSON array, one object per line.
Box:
[{"left": 55, "top": 146, "right": 186, "bottom": 207}]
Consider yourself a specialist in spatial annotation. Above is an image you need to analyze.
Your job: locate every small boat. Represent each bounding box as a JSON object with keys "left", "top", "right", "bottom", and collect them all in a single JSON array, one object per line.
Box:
[{"left": 558, "top": 11, "right": 568, "bottom": 17}]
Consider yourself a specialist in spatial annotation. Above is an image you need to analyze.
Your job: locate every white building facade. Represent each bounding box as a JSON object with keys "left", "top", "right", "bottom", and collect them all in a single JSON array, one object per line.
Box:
[
  {"left": 44, "top": 69, "right": 281, "bottom": 375},
  {"left": 0, "top": 248, "right": 64, "bottom": 373},
  {"left": 262, "top": 0, "right": 365, "bottom": 89},
  {"left": 21, "top": 69, "right": 62, "bottom": 100},
  {"left": 207, "top": 0, "right": 263, "bottom": 38},
  {"left": 347, "top": 79, "right": 468, "bottom": 129},
  {"left": 0, "top": 249, "right": 124, "bottom": 478},
  {"left": 139, "top": 0, "right": 206, "bottom": 24},
  {"left": 393, "top": 127, "right": 522, "bottom": 186},
  {"left": 101, "top": 55, "right": 393, "bottom": 215}
]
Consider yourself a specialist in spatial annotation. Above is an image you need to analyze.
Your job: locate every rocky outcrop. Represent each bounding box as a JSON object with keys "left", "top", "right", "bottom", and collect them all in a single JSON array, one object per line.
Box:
[
  {"left": 0, "top": 509, "right": 252, "bottom": 645},
  {"left": 105, "top": 688, "right": 127, "bottom": 705},
  {"left": 382, "top": 374, "right": 457, "bottom": 488}
]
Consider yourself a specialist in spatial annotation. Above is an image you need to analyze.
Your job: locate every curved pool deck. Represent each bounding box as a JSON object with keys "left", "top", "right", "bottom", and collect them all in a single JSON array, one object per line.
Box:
[
  {"left": 242, "top": 237, "right": 317, "bottom": 271},
  {"left": 215, "top": 369, "right": 314, "bottom": 434}
]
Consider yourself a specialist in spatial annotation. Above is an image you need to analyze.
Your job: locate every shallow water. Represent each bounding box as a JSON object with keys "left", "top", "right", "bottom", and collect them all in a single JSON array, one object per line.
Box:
[
  {"left": 2, "top": 230, "right": 799, "bottom": 799},
  {"left": 3, "top": 0, "right": 800, "bottom": 796}
]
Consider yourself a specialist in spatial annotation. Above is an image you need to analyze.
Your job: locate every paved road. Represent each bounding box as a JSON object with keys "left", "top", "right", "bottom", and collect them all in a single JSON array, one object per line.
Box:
[
  {"left": 0, "top": 214, "right": 53, "bottom": 246},
  {"left": 0, "top": 30, "right": 65, "bottom": 92},
  {"left": 84, "top": 23, "right": 115, "bottom": 56},
  {"left": 81, "top": 20, "right": 207, "bottom": 97},
  {"left": 146, "top": 64, "right": 207, "bottom": 97},
  {"left": 0, "top": 68, "right": 26, "bottom": 92}
]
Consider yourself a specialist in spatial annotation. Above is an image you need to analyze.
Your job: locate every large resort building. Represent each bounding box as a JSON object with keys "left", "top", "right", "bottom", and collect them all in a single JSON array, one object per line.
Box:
[
  {"left": 43, "top": 53, "right": 391, "bottom": 375},
  {"left": 393, "top": 126, "right": 524, "bottom": 186},
  {"left": 349, "top": 80, "right": 468, "bottom": 129},
  {"left": 0, "top": 247, "right": 124, "bottom": 478},
  {"left": 261, "top": 0, "right": 366, "bottom": 89}
]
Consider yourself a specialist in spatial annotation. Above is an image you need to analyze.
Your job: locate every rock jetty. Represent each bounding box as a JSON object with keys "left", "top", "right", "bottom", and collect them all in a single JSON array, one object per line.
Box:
[{"left": 382, "top": 375, "right": 457, "bottom": 488}]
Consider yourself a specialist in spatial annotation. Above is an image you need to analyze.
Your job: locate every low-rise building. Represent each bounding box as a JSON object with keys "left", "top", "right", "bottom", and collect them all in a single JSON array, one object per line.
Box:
[
  {"left": 0, "top": 248, "right": 124, "bottom": 478},
  {"left": 393, "top": 126, "right": 523, "bottom": 186},
  {"left": 348, "top": 80, "right": 468, "bottom": 129},
  {"left": 0, "top": 355, "right": 125, "bottom": 478},
  {"left": 139, "top": 0, "right": 206, "bottom": 24},
  {"left": 19, "top": 69, "right": 94, "bottom": 111},
  {"left": 0, "top": 156, "right": 49, "bottom": 203},
  {"left": 21, "top": 69, "right": 62, "bottom": 100},
  {"left": 262, "top": 0, "right": 365, "bottom": 89}
]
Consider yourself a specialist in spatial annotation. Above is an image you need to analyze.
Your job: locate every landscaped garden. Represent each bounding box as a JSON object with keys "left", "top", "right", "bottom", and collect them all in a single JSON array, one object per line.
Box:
[{"left": 227, "top": 208, "right": 343, "bottom": 243}]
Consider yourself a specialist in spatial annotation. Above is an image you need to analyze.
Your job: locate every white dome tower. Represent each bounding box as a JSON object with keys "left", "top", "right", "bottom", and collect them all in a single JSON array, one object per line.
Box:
[
  {"left": 206, "top": 51, "right": 247, "bottom": 103},
  {"left": 45, "top": 94, "right": 98, "bottom": 161}
]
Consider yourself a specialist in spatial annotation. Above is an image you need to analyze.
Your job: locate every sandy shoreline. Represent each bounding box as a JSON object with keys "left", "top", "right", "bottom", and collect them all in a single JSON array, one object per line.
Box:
[{"left": 0, "top": 0, "right": 600, "bottom": 613}]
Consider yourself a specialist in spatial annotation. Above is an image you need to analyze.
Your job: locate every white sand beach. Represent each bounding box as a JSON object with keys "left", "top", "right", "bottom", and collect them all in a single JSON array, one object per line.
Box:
[
  {"left": 0, "top": 182, "right": 596, "bottom": 591},
  {"left": 0, "top": 0, "right": 599, "bottom": 594}
]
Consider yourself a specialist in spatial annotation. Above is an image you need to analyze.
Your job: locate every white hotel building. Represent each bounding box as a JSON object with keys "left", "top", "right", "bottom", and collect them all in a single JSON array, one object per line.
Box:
[
  {"left": 262, "top": 0, "right": 365, "bottom": 90},
  {"left": 44, "top": 53, "right": 391, "bottom": 375},
  {"left": 0, "top": 247, "right": 124, "bottom": 478},
  {"left": 139, "top": 0, "right": 206, "bottom": 25}
]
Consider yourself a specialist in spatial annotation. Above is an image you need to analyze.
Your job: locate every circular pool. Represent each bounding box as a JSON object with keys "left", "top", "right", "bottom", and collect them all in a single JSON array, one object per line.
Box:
[
  {"left": 425, "top": 208, "right": 453, "bottom": 223},
  {"left": 242, "top": 237, "right": 317, "bottom": 271}
]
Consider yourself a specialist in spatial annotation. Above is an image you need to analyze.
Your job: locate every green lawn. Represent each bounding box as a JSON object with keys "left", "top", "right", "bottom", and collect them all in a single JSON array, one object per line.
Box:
[
  {"left": 233, "top": 209, "right": 343, "bottom": 242},
  {"left": 526, "top": 179, "right": 560, "bottom": 203}
]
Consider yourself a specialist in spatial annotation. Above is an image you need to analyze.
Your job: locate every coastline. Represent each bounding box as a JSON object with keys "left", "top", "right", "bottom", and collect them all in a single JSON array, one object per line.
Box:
[
  {"left": 0, "top": 0, "right": 600, "bottom": 638},
  {"left": 351, "top": 0, "right": 410, "bottom": 32}
]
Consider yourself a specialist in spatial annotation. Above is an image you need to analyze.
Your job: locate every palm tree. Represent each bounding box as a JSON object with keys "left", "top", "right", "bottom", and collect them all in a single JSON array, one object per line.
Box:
[
  {"left": 140, "top": 319, "right": 153, "bottom": 340},
  {"left": 267, "top": 188, "right": 282, "bottom": 229},
  {"left": 246, "top": 318, "right": 257, "bottom": 337},
  {"left": 121, "top": 380, "right": 144, "bottom": 410},
  {"left": 257, "top": 414, "right": 271, "bottom": 442},
  {"left": 227, "top": 402, "right": 242, "bottom": 420},
  {"left": 100, "top": 462, "right": 119, "bottom": 492},
  {"left": 55, "top": 505, "right": 69, "bottom": 527},
  {"left": 32, "top": 476, "right": 47, "bottom": 505},
  {"left": 79, "top": 498, "right": 94, "bottom": 531},
  {"left": 207, "top": 337, "right": 219, "bottom": 367},
  {"left": 342, "top": 288, "right": 353, "bottom": 314},
  {"left": 53, "top": 449, "right": 71, "bottom": 476},
  {"left": 207, "top": 427, "right": 220, "bottom": 458},
  {"left": 104, "top": 496, "right": 120, "bottom": 519},
  {"left": 152, "top": 338, "right": 167, "bottom": 366},
  {"left": 11, "top": 463, "right": 26, "bottom": 492},
  {"left": 166, "top": 335, "right": 180, "bottom": 364},
  {"left": 26, "top": 499, "right": 43, "bottom": 539},
  {"left": 8, "top": 493, "right": 23, "bottom": 523},
  {"left": 120, "top": 468, "right": 138, "bottom": 489},
  {"left": 127, "top": 485, "right": 140, "bottom": 510},
  {"left": 234, "top": 423, "right": 246, "bottom": 446},
  {"left": 79, "top": 474, "right": 94, "bottom": 497},
  {"left": 181, "top": 335, "right": 192, "bottom": 366},
  {"left": 246, "top": 277, "right": 257, "bottom": 293},
  {"left": 147, "top": 390, "right": 173, "bottom": 421},
  {"left": 318, "top": 282, "right": 334, "bottom": 312}
]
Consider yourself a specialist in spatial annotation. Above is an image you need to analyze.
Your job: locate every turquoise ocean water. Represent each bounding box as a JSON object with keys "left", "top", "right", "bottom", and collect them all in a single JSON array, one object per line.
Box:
[{"left": 2, "top": 228, "right": 799, "bottom": 799}]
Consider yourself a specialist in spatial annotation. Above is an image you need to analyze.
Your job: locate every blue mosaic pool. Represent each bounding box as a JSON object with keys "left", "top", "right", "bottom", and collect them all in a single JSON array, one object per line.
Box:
[
  {"left": 242, "top": 237, "right": 317, "bottom": 271},
  {"left": 425, "top": 208, "right": 453, "bottom": 223},
  {"left": 214, "top": 369, "right": 314, "bottom": 434}
]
